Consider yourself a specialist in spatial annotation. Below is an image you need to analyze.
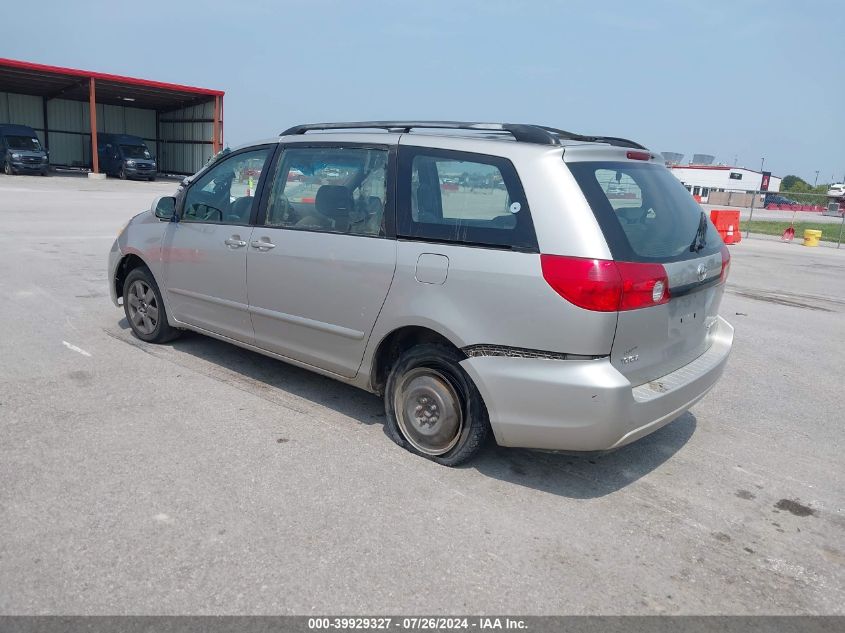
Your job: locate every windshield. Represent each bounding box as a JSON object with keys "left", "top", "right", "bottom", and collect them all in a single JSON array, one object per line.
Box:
[
  {"left": 120, "top": 144, "right": 151, "bottom": 159},
  {"left": 7, "top": 135, "right": 42, "bottom": 151},
  {"left": 568, "top": 161, "right": 723, "bottom": 262}
]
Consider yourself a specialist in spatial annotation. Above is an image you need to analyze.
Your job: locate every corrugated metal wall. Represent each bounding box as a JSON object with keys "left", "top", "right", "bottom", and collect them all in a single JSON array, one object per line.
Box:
[
  {"left": 1, "top": 91, "right": 213, "bottom": 174},
  {"left": 0, "top": 92, "right": 45, "bottom": 146},
  {"left": 158, "top": 101, "right": 215, "bottom": 175}
]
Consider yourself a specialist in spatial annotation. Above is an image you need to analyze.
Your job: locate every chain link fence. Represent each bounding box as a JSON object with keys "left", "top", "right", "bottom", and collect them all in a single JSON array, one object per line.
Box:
[{"left": 699, "top": 191, "right": 845, "bottom": 248}]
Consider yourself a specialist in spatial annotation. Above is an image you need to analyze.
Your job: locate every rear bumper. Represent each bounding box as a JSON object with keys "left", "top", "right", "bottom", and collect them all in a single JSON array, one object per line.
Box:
[{"left": 460, "top": 316, "right": 733, "bottom": 452}]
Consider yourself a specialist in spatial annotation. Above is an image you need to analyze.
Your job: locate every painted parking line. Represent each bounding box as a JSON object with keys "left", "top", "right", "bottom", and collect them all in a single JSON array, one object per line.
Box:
[{"left": 62, "top": 341, "right": 92, "bottom": 357}]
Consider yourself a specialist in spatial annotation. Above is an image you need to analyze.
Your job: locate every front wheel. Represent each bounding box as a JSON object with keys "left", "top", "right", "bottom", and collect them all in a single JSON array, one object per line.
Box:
[
  {"left": 3, "top": 160, "right": 12, "bottom": 175},
  {"left": 385, "top": 344, "right": 489, "bottom": 466},
  {"left": 122, "top": 267, "right": 181, "bottom": 343},
  {"left": 119, "top": 166, "right": 127, "bottom": 180}
]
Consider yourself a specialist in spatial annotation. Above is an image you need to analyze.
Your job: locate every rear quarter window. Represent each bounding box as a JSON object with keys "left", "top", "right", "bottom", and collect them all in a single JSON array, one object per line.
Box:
[
  {"left": 398, "top": 147, "right": 538, "bottom": 251},
  {"left": 568, "top": 161, "right": 723, "bottom": 262}
]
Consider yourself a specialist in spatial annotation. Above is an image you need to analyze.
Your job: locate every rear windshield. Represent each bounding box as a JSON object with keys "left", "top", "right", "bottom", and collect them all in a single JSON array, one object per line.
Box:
[
  {"left": 120, "top": 145, "right": 151, "bottom": 159},
  {"left": 568, "top": 161, "right": 723, "bottom": 262}
]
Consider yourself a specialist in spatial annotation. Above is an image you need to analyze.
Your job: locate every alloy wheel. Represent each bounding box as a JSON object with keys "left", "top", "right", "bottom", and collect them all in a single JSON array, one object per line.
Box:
[{"left": 126, "top": 280, "right": 159, "bottom": 335}]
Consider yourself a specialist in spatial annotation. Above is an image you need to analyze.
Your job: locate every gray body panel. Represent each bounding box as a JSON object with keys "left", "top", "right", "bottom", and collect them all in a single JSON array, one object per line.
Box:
[
  {"left": 161, "top": 222, "right": 254, "bottom": 343},
  {"left": 246, "top": 229, "right": 396, "bottom": 378},
  {"left": 109, "top": 129, "right": 733, "bottom": 453},
  {"left": 369, "top": 241, "right": 618, "bottom": 355},
  {"left": 611, "top": 254, "right": 726, "bottom": 386}
]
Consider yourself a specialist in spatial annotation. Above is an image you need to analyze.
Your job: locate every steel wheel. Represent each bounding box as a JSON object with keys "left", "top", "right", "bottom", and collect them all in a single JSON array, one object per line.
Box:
[
  {"left": 126, "top": 279, "right": 159, "bottom": 336},
  {"left": 393, "top": 367, "right": 463, "bottom": 456}
]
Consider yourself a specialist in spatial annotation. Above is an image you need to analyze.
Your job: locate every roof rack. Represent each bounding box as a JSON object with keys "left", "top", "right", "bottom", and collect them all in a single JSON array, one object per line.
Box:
[
  {"left": 279, "top": 121, "right": 646, "bottom": 149},
  {"left": 534, "top": 126, "right": 647, "bottom": 150}
]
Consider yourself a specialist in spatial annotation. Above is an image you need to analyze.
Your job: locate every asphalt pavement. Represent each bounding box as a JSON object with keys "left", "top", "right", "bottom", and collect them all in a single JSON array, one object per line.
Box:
[{"left": 0, "top": 174, "right": 843, "bottom": 615}]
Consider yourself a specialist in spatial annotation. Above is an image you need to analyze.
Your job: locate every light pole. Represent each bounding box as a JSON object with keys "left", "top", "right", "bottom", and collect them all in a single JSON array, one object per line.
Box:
[
  {"left": 814, "top": 171, "right": 820, "bottom": 187},
  {"left": 760, "top": 157, "right": 765, "bottom": 172}
]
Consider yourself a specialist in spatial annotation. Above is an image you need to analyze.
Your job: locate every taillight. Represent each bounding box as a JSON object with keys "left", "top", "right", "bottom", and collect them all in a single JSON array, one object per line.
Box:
[
  {"left": 540, "top": 256, "right": 622, "bottom": 312},
  {"left": 541, "top": 255, "right": 669, "bottom": 312},
  {"left": 720, "top": 244, "right": 731, "bottom": 282},
  {"left": 626, "top": 150, "right": 651, "bottom": 161},
  {"left": 615, "top": 261, "right": 670, "bottom": 310}
]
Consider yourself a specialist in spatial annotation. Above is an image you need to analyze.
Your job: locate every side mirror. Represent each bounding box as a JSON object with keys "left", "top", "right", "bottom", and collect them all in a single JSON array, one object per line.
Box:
[{"left": 152, "top": 195, "right": 177, "bottom": 220}]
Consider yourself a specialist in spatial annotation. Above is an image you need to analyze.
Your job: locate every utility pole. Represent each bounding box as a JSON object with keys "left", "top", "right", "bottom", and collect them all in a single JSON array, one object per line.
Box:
[
  {"left": 760, "top": 157, "right": 765, "bottom": 172},
  {"left": 814, "top": 171, "right": 820, "bottom": 187}
]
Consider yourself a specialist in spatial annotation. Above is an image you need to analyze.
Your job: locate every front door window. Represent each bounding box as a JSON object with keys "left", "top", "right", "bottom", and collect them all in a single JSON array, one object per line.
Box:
[{"left": 182, "top": 148, "right": 272, "bottom": 225}]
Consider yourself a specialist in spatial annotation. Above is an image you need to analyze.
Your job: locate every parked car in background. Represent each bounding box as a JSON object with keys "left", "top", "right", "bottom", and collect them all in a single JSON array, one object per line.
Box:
[
  {"left": 826, "top": 183, "right": 845, "bottom": 199},
  {"left": 109, "top": 121, "right": 733, "bottom": 466},
  {"left": 97, "top": 133, "right": 156, "bottom": 181},
  {"left": 0, "top": 123, "right": 49, "bottom": 176},
  {"left": 764, "top": 194, "right": 798, "bottom": 206}
]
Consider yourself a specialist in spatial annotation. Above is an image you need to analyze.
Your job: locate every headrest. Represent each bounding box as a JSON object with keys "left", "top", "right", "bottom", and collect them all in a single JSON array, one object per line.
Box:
[{"left": 315, "top": 185, "right": 353, "bottom": 220}]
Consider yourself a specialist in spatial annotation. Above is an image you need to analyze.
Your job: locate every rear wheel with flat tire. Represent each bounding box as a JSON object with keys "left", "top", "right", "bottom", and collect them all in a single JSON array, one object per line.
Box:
[
  {"left": 384, "top": 343, "right": 489, "bottom": 466},
  {"left": 122, "top": 267, "right": 181, "bottom": 344}
]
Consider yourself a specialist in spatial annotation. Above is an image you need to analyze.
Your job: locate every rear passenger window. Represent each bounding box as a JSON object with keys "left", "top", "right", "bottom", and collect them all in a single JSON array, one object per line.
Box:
[
  {"left": 264, "top": 146, "right": 389, "bottom": 237},
  {"left": 398, "top": 148, "right": 537, "bottom": 251}
]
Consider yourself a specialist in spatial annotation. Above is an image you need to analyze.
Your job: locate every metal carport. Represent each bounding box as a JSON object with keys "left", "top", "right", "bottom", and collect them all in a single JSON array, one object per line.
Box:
[{"left": 0, "top": 57, "right": 224, "bottom": 176}]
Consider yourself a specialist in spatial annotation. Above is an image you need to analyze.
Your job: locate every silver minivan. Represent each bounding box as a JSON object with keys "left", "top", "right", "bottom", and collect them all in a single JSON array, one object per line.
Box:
[{"left": 108, "top": 122, "right": 733, "bottom": 466}]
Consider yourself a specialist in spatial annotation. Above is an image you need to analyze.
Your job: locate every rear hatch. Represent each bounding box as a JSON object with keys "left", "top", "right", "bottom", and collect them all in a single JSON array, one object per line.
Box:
[{"left": 567, "top": 154, "right": 729, "bottom": 386}]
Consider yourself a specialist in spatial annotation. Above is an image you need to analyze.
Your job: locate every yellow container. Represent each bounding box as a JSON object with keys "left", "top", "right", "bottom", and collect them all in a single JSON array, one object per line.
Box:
[{"left": 803, "top": 229, "right": 822, "bottom": 247}]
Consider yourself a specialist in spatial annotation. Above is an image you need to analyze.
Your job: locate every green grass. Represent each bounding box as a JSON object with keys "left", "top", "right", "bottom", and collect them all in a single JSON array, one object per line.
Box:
[{"left": 741, "top": 220, "right": 845, "bottom": 243}]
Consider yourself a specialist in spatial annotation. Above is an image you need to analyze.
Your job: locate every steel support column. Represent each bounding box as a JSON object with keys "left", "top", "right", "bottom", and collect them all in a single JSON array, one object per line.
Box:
[
  {"left": 212, "top": 95, "right": 221, "bottom": 155},
  {"left": 41, "top": 96, "right": 50, "bottom": 154},
  {"left": 89, "top": 77, "right": 99, "bottom": 173}
]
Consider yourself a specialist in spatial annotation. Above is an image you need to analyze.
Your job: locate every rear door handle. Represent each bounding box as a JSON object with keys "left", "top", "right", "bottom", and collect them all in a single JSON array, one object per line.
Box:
[
  {"left": 250, "top": 239, "right": 276, "bottom": 250},
  {"left": 224, "top": 237, "right": 247, "bottom": 248}
]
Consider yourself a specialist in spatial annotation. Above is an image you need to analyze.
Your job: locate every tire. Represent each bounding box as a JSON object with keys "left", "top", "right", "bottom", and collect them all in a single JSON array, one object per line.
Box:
[
  {"left": 122, "top": 267, "right": 181, "bottom": 344},
  {"left": 384, "top": 343, "right": 489, "bottom": 466},
  {"left": 4, "top": 160, "right": 12, "bottom": 175},
  {"left": 41, "top": 169, "right": 49, "bottom": 177},
  {"left": 119, "top": 167, "right": 127, "bottom": 180},
  {"left": 148, "top": 176, "right": 156, "bottom": 182}
]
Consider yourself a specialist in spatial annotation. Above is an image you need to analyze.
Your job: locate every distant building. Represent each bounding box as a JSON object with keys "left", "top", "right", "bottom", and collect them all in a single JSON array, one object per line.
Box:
[{"left": 668, "top": 165, "right": 781, "bottom": 203}]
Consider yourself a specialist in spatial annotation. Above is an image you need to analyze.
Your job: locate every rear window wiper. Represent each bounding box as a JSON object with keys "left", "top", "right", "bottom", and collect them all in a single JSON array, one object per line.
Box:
[{"left": 690, "top": 210, "right": 708, "bottom": 252}]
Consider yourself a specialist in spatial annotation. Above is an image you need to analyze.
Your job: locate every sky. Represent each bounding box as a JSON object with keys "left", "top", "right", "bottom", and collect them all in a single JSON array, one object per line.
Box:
[{"left": 3, "top": 0, "right": 844, "bottom": 182}]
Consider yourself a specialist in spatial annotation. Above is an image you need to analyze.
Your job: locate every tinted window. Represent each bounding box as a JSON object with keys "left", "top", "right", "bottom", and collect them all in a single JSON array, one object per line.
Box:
[
  {"left": 568, "top": 161, "right": 723, "bottom": 262},
  {"left": 265, "top": 147, "right": 388, "bottom": 237},
  {"left": 398, "top": 147, "right": 536, "bottom": 251},
  {"left": 182, "top": 148, "right": 272, "bottom": 225}
]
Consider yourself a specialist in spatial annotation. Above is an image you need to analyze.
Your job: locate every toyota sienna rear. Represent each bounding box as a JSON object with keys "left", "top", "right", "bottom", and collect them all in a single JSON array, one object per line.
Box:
[{"left": 109, "top": 121, "right": 733, "bottom": 465}]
